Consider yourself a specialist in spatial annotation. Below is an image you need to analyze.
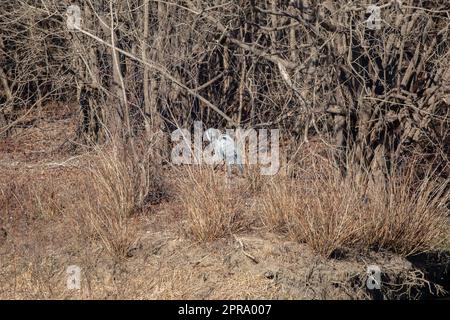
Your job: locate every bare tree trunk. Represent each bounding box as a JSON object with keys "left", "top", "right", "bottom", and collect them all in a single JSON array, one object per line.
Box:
[{"left": 72, "top": 2, "right": 105, "bottom": 144}]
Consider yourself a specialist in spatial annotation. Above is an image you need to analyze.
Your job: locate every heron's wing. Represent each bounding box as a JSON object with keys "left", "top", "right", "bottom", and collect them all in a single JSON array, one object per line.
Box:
[
  {"left": 234, "top": 146, "right": 243, "bottom": 164},
  {"left": 211, "top": 140, "right": 223, "bottom": 161},
  {"left": 204, "top": 128, "right": 221, "bottom": 142},
  {"left": 218, "top": 137, "right": 241, "bottom": 165}
]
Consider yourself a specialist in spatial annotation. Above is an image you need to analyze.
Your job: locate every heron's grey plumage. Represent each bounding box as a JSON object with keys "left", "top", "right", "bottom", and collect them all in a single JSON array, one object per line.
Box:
[{"left": 204, "top": 129, "right": 243, "bottom": 175}]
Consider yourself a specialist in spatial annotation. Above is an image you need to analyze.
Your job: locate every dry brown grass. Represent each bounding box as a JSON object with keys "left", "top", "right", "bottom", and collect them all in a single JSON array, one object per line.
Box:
[
  {"left": 0, "top": 168, "right": 79, "bottom": 224},
  {"left": 260, "top": 156, "right": 449, "bottom": 257},
  {"left": 241, "top": 164, "right": 271, "bottom": 196},
  {"left": 1, "top": 119, "right": 448, "bottom": 299},
  {"left": 176, "top": 167, "right": 248, "bottom": 242},
  {"left": 361, "top": 167, "right": 449, "bottom": 256},
  {"left": 260, "top": 178, "right": 300, "bottom": 233},
  {"left": 79, "top": 139, "right": 167, "bottom": 259}
]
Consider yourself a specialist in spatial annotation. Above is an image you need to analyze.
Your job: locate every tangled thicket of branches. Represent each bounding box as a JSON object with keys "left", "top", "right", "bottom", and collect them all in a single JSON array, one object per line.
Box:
[{"left": 0, "top": 0, "right": 449, "bottom": 176}]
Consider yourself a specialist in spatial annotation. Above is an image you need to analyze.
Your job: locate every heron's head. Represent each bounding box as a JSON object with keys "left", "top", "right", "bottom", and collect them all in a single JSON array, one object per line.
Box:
[{"left": 204, "top": 128, "right": 221, "bottom": 142}]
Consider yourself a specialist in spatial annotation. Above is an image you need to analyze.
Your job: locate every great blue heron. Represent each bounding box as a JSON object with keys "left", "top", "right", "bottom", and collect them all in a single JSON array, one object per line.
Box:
[{"left": 204, "top": 128, "right": 244, "bottom": 176}]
